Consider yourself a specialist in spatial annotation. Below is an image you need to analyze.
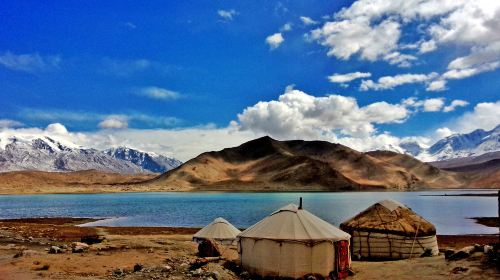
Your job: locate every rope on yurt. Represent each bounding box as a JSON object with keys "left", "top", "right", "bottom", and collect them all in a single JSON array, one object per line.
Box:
[{"left": 409, "top": 222, "right": 421, "bottom": 259}]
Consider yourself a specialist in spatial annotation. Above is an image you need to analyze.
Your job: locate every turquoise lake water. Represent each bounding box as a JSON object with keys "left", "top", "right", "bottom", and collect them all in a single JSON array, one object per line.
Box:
[{"left": 0, "top": 190, "right": 497, "bottom": 235}]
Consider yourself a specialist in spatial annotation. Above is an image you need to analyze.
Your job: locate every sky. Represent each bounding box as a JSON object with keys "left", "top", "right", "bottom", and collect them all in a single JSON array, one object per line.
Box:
[{"left": 0, "top": 0, "right": 499, "bottom": 161}]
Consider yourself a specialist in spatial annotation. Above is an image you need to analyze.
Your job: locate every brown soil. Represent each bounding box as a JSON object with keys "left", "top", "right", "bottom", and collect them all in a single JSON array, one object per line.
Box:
[
  {"left": 0, "top": 218, "right": 498, "bottom": 279},
  {"left": 0, "top": 170, "right": 157, "bottom": 195}
]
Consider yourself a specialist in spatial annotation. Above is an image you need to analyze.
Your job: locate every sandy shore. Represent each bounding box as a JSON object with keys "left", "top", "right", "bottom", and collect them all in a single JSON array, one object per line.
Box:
[{"left": 0, "top": 218, "right": 498, "bottom": 280}]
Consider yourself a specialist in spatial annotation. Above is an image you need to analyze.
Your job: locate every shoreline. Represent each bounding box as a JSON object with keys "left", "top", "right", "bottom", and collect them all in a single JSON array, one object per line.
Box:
[{"left": 0, "top": 188, "right": 498, "bottom": 196}]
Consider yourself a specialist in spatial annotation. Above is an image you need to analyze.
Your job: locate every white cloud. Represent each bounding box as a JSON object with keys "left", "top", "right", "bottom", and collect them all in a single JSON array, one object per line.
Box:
[
  {"left": 419, "top": 40, "right": 437, "bottom": 53},
  {"left": 426, "top": 79, "right": 447, "bottom": 91},
  {"left": 421, "top": 98, "right": 445, "bottom": 112},
  {"left": 138, "top": 86, "right": 180, "bottom": 100},
  {"left": 328, "top": 72, "right": 371, "bottom": 83},
  {"left": 451, "top": 101, "right": 500, "bottom": 133},
  {"left": 383, "top": 52, "right": 417, "bottom": 68},
  {"left": 0, "top": 51, "right": 60, "bottom": 73},
  {"left": 100, "top": 58, "right": 151, "bottom": 76},
  {"left": 17, "top": 108, "right": 181, "bottom": 130},
  {"left": 98, "top": 116, "right": 128, "bottom": 129},
  {"left": 435, "top": 127, "right": 454, "bottom": 139},
  {"left": 300, "top": 16, "right": 318, "bottom": 25},
  {"left": 443, "top": 100, "right": 469, "bottom": 112},
  {"left": 360, "top": 73, "right": 437, "bottom": 91},
  {"left": 280, "top": 23, "right": 293, "bottom": 32},
  {"left": 403, "top": 97, "right": 469, "bottom": 113},
  {"left": 403, "top": 97, "right": 444, "bottom": 112},
  {"left": 45, "top": 123, "right": 69, "bottom": 134},
  {"left": 265, "top": 33, "right": 285, "bottom": 50},
  {"left": 307, "top": 0, "right": 500, "bottom": 86},
  {"left": 217, "top": 9, "right": 237, "bottom": 20},
  {"left": 124, "top": 22, "right": 137, "bottom": 29},
  {"left": 236, "top": 88, "right": 408, "bottom": 138},
  {"left": 0, "top": 119, "right": 23, "bottom": 128},
  {"left": 309, "top": 18, "right": 401, "bottom": 61}
]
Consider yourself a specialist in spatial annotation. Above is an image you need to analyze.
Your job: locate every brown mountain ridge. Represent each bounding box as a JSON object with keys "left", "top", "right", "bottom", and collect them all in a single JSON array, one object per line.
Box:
[{"left": 145, "top": 136, "right": 471, "bottom": 191}]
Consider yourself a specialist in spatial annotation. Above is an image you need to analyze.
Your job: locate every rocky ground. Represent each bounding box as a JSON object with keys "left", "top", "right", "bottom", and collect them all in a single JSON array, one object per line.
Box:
[{"left": 0, "top": 218, "right": 498, "bottom": 280}]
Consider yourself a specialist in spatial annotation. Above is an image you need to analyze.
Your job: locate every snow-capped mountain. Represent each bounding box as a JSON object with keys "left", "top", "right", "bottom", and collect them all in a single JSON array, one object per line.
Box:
[
  {"left": 407, "top": 125, "right": 500, "bottom": 161},
  {"left": 0, "top": 134, "right": 181, "bottom": 173},
  {"left": 105, "top": 147, "right": 182, "bottom": 173}
]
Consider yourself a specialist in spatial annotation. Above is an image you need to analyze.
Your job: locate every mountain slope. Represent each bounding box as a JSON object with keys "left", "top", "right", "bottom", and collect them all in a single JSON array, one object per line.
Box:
[
  {"left": 105, "top": 147, "right": 182, "bottom": 173},
  {"left": 416, "top": 125, "right": 500, "bottom": 161},
  {"left": 146, "top": 136, "right": 468, "bottom": 191},
  {"left": 0, "top": 134, "right": 181, "bottom": 174}
]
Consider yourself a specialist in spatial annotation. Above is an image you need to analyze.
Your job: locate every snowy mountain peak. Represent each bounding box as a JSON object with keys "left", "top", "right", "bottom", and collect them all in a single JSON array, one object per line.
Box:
[
  {"left": 0, "top": 133, "right": 182, "bottom": 174},
  {"left": 416, "top": 125, "right": 500, "bottom": 161},
  {"left": 105, "top": 147, "right": 181, "bottom": 173}
]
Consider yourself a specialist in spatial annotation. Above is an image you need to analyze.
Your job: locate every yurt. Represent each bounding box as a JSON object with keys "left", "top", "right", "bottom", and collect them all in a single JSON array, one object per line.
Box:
[
  {"left": 340, "top": 199, "right": 439, "bottom": 260},
  {"left": 193, "top": 217, "right": 241, "bottom": 245},
  {"left": 238, "top": 202, "right": 351, "bottom": 279}
]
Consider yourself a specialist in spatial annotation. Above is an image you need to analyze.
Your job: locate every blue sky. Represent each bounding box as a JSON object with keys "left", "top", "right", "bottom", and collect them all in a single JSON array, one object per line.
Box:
[{"left": 1, "top": 0, "right": 499, "bottom": 160}]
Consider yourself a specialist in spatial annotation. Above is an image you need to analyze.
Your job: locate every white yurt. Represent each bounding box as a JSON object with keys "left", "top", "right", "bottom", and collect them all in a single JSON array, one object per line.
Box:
[
  {"left": 193, "top": 217, "right": 241, "bottom": 245},
  {"left": 340, "top": 199, "right": 439, "bottom": 260},
  {"left": 238, "top": 202, "right": 351, "bottom": 279}
]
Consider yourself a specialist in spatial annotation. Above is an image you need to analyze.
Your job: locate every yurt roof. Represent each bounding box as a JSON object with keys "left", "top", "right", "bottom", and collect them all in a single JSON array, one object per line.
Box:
[
  {"left": 238, "top": 204, "right": 350, "bottom": 242},
  {"left": 340, "top": 200, "right": 436, "bottom": 237},
  {"left": 193, "top": 217, "right": 241, "bottom": 240}
]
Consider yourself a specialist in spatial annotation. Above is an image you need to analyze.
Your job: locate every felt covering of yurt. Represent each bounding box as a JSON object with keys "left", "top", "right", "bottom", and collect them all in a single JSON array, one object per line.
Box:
[
  {"left": 340, "top": 199, "right": 439, "bottom": 260},
  {"left": 193, "top": 217, "right": 241, "bottom": 245},
  {"left": 238, "top": 204, "right": 351, "bottom": 278}
]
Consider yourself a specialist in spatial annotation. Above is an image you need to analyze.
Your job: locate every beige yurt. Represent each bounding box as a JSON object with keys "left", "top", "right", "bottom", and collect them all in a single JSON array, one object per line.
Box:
[
  {"left": 340, "top": 199, "right": 439, "bottom": 260},
  {"left": 193, "top": 217, "right": 241, "bottom": 245},
  {"left": 238, "top": 203, "right": 351, "bottom": 279}
]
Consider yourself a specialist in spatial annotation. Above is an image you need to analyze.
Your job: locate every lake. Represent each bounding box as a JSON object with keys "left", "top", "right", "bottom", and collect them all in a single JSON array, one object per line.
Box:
[{"left": 0, "top": 190, "right": 497, "bottom": 235}]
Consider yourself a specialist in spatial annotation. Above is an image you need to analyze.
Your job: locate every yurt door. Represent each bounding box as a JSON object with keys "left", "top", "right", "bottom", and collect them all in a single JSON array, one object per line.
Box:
[{"left": 335, "top": 240, "right": 349, "bottom": 279}]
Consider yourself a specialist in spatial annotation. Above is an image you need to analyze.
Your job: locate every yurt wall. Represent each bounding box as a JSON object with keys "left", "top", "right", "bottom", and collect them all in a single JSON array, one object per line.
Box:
[
  {"left": 239, "top": 238, "right": 337, "bottom": 278},
  {"left": 350, "top": 231, "right": 439, "bottom": 259}
]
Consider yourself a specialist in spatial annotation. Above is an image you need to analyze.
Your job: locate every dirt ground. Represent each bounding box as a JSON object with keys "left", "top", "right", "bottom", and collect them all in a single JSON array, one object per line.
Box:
[{"left": 0, "top": 218, "right": 498, "bottom": 280}]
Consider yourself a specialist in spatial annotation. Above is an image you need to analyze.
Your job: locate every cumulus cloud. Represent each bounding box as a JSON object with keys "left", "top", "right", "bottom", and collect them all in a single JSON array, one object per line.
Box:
[
  {"left": 309, "top": 18, "right": 401, "bottom": 61},
  {"left": 236, "top": 88, "right": 408, "bottom": 138},
  {"left": 138, "top": 86, "right": 180, "bottom": 100},
  {"left": 300, "top": 16, "right": 318, "bottom": 25},
  {"left": 426, "top": 79, "right": 447, "bottom": 91},
  {"left": 360, "top": 73, "right": 437, "bottom": 91},
  {"left": 403, "top": 97, "right": 469, "bottom": 113},
  {"left": 328, "top": 72, "right": 371, "bottom": 83},
  {"left": 443, "top": 100, "right": 469, "bottom": 112},
  {"left": 307, "top": 0, "right": 500, "bottom": 88},
  {"left": 265, "top": 33, "right": 284, "bottom": 50},
  {"left": 0, "top": 51, "right": 60, "bottom": 73},
  {"left": 451, "top": 101, "right": 500, "bottom": 133},
  {"left": 435, "top": 127, "right": 454, "bottom": 139},
  {"left": 98, "top": 116, "right": 128, "bottom": 129},
  {"left": 217, "top": 9, "right": 237, "bottom": 21},
  {"left": 45, "top": 123, "right": 69, "bottom": 134}
]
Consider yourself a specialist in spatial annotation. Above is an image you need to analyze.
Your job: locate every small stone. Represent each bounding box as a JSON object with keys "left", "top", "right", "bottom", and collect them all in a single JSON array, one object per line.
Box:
[
  {"left": 484, "top": 245, "right": 493, "bottom": 254},
  {"left": 133, "top": 263, "right": 143, "bottom": 272},
  {"left": 113, "top": 268, "right": 124, "bottom": 276},
  {"left": 48, "top": 246, "right": 62, "bottom": 254},
  {"left": 71, "top": 242, "right": 89, "bottom": 253},
  {"left": 211, "top": 271, "right": 220, "bottom": 280},
  {"left": 240, "top": 271, "right": 250, "bottom": 278},
  {"left": 444, "top": 249, "right": 455, "bottom": 260}
]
